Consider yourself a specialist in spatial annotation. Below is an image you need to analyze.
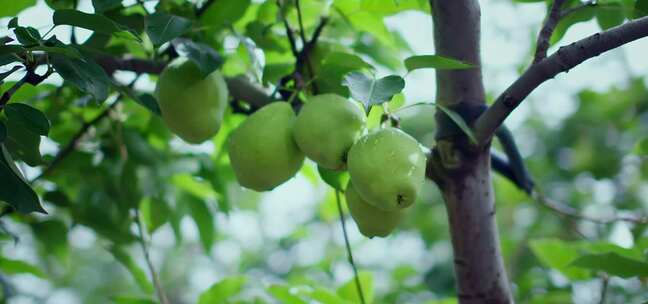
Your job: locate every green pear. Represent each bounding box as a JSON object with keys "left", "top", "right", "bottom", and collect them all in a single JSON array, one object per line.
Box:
[
  {"left": 346, "top": 180, "right": 402, "bottom": 238},
  {"left": 227, "top": 102, "right": 305, "bottom": 191},
  {"left": 347, "top": 127, "right": 426, "bottom": 211},
  {"left": 293, "top": 94, "right": 366, "bottom": 170},
  {"left": 155, "top": 57, "right": 228, "bottom": 144}
]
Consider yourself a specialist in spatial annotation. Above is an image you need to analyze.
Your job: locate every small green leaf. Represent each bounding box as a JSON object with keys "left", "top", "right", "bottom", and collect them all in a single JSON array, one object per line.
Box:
[
  {"left": 551, "top": 7, "right": 597, "bottom": 45},
  {"left": 337, "top": 271, "right": 374, "bottom": 304},
  {"left": 0, "top": 256, "right": 45, "bottom": 278},
  {"left": 635, "top": 138, "right": 648, "bottom": 155},
  {"left": 0, "top": 145, "right": 45, "bottom": 213},
  {"left": 198, "top": 276, "right": 247, "bottom": 304},
  {"left": 13, "top": 27, "right": 41, "bottom": 45},
  {"left": 529, "top": 238, "right": 591, "bottom": 280},
  {"left": 342, "top": 72, "right": 405, "bottom": 112},
  {"left": 146, "top": 13, "right": 193, "bottom": 46},
  {"left": 4, "top": 103, "right": 50, "bottom": 136},
  {"left": 571, "top": 252, "right": 648, "bottom": 278},
  {"left": 119, "top": 85, "right": 161, "bottom": 115},
  {"left": 110, "top": 245, "right": 155, "bottom": 294},
  {"left": 139, "top": 198, "right": 170, "bottom": 234},
  {"left": 435, "top": 103, "right": 477, "bottom": 144},
  {"left": 50, "top": 54, "right": 111, "bottom": 102},
  {"left": 404, "top": 55, "right": 473, "bottom": 72},
  {"left": 53, "top": 9, "right": 129, "bottom": 36},
  {"left": 268, "top": 285, "right": 309, "bottom": 304},
  {"left": 318, "top": 166, "right": 349, "bottom": 192},
  {"left": 4, "top": 117, "right": 43, "bottom": 166},
  {"left": 0, "top": 0, "right": 36, "bottom": 18},
  {"left": 177, "top": 40, "right": 224, "bottom": 77}
]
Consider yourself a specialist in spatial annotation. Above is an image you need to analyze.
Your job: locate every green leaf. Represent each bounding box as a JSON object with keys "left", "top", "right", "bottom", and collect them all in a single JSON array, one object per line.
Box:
[
  {"left": 92, "top": 0, "right": 122, "bottom": 12},
  {"left": 146, "top": 13, "right": 193, "bottom": 46},
  {"left": 53, "top": 9, "right": 131, "bottom": 36},
  {"left": 13, "top": 26, "right": 41, "bottom": 45},
  {"left": 29, "top": 45, "right": 82, "bottom": 59},
  {"left": 0, "top": 0, "right": 36, "bottom": 17},
  {"left": 337, "top": 271, "right": 374, "bottom": 304},
  {"left": 342, "top": 72, "right": 405, "bottom": 112},
  {"left": 596, "top": 5, "right": 625, "bottom": 30},
  {"left": 318, "top": 166, "right": 349, "bottom": 192},
  {"left": 635, "top": 137, "right": 648, "bottom": 155},
  {"left": 0, "top": 256, "right": 45, "bottom": 278},
  {"left": 111, "top": 296, "right": 157, "bottom": 304},
  {"left": 200, "top": 0, "right": 251, "bottom": 30},
  {"left": 404, "top": 55, "right": 473, "bottom": 72},
  {"left": 45, "top": 0, "right": 75, "bottom": 9},
  {"left": 110, "top": 246, "right": 155, "bottom": 294},
  {"left": 177, "top": 40, "right": 224, "bottom": 77},
  {"left": 139, "top": 198, "right": 170, "bottom": 234},
  {"left": 31, "top": 220, "right": 69, "bottom": 261},
  {"left": 635, "top": 0, "right": 648, "bottom": 17},
  {"left": 184, "top": 193, "right": 215, "bottom": 252},
  {"left": 119, "top": 86, "right": 161, "bottom": 115},
  {"left": 0, "top": 122, "right": 6, "bottom": 143},
  {"left": 551, "top": 7, "right": 597, "bottom": 45},
  {"left": 4, "top": 103, "right": 50, "bottom": 136},
  {"left": 268, "top": 285, "right": 309, "bottom": 304},
  {"left": 4, "top": 116, "right": 43, "bottom": 166},
  {"left": 8, "top": 18, "right": 19, "bottom": 29},
  {"left": 0, "top": 145, "right": 44, "bottom": 213},
  {"left": 529, "top": 238, "right": 591, "bottom": 280},
  {"left": 50, "top": 54, "right": 111, "bottom": 102},
  {"left": 571, "top": 252, "right": 648, "bottom": 278},
  {"left": 435, "top": 103, "right": 477, "bottom": 144},
  {"left": 198, "top": 276, "right": 247, "bottom": 304}
]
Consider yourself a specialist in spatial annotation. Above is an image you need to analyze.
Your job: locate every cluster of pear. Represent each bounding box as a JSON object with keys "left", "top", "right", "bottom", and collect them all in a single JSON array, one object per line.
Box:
[
  {"left": 227, "top": 94, "right": 427, "bottom": 238},
  {"left": 154, "top": 58, "right": 427, "bottom": 238}
]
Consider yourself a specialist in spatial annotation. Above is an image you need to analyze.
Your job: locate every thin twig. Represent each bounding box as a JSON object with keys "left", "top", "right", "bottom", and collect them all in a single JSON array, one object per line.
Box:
[
  {"left": 334, "top": 190, "right": 366, "bottom": 304},
  {"left": 277, "top": 0, "right": 299, "bottom": 58},
  {"left": 135, "top": 208, "right": 170, "bottom": 304},
  {"left": 0, "top": 74, "right": 28, "bottom": 108},
  {"left": 561, "top": 1, "right": 597, "bottom": 19},
  {"left": 532, "top": 190, "right": 648, "bottom": 225},
  {"left": 533, "top": 0, "right": 566, "bottom": 63},
  {"left": 598, "top": 274, "right": 609, "bottom": 304}
]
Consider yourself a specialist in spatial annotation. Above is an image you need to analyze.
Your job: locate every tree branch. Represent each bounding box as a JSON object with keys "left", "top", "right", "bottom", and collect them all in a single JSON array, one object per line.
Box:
[
  {"left": 533, "top": 0, "right": 566, "bottom": 63},
  {"left": 474, "top": 16, "right": 648, "bottom": 145},
  {"left": 532, "top": 190, "right": 648, "bottom": 225}
]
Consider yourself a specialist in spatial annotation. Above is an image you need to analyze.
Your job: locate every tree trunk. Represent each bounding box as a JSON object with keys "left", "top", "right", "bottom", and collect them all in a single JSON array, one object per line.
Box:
[{"left": 429, "top": 1, "right": 513, "bottom": 303}]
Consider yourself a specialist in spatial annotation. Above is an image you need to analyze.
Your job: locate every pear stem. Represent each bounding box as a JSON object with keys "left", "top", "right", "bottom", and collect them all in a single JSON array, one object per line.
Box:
[{"left": 335, "top": 190, "right": 366, "bottom": 304}]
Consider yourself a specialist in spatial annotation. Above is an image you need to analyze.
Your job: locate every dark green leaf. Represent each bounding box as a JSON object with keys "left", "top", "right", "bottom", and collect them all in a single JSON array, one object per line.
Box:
[
  {"left": 435, "top": 103, "right": 477, "bottom": 144},
  {"left": 45, "top": 0, "right": 75, "bottom": 9},
  {"left": 50, "top": 54, "right": 111, "bottom": 102},
  {"left": 0, "top": 256, "right": 45, "bottom": 277},
  {"left": 110, "top": 246, "right": 155, "bottom": 294},
  {"left": 198, "top": 276, "right": 247, "bottom": 304},
  {"left": 0, "top": 0, "right": 36, "bottom": 17},
  {"left": 13, "top": 27, "right": 41, "bottom": 45},
  {"left": 635, "top": 137, "right": 648, "bottom": 155},
  {"left": 318, "top": 166, "right": 349, "bottom": 192},
  {"left": 177, "top": 40, "right": 224, "bottom": 77},
  {"left": 4, "top": 116, "right": 43, "bottom": 166},
  {"left": 342, "top": 72, "right": 405, "bottom": 112},
  {"left": 4, "top": 103, "right": 50, "bottom": 136},
  {"left": 404, "top": 55, "right": 473, "bottom": 72},
  {"left": 146, "top": 13, "right": 193, "bottom": 46},
  {"left": 53, "top": 9, "right": 127, "bottom": 35},
  {"left": 8, "top": 18, "right": 19, "bottom": 29},
  {"left": 0, "top": 122, "right": 6, "bottom": 143},
  {"left": 92, "top": 0, "right": 122, "bottom": 12},
  {"left": 0, "top": 145, "right": 45, "bottom": 213},
  {"left": 636, "top": 0, "right": 648, "bottom": 17},
  {"left": 571, "top": 252, "right": 648, "bottom": 278},
  {"left": 31, "top": 219, "right": 69, "bottom": 261}
]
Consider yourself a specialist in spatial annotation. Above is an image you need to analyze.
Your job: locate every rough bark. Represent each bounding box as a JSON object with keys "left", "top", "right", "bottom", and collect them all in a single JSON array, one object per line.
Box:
[{"left": 430, "top": 1, "right": 513, "bottom": 303}]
